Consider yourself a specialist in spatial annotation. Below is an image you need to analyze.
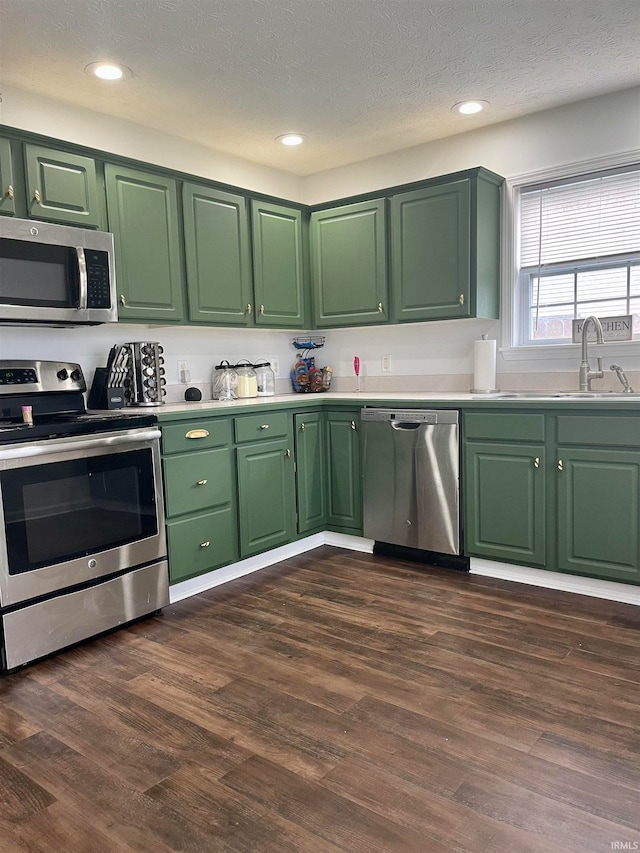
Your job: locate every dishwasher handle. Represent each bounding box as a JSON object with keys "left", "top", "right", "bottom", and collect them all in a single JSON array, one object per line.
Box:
[{"left": 390, "top": 420, "right": 422, "bottom": 430}]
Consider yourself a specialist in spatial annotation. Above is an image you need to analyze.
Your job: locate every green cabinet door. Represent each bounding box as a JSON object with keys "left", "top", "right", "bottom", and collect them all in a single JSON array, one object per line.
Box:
[
  {"left": 311, "top": 199, "right": 388, "bottom": 327},
  {"left": 391, "top": 180, "right": 471, "bottom": 321},
  {"left": 105, "top": 164, "right": 184, "bottom": 323},
  {"left": 0, "top": 139, "right": 16, "bottom": 216},
  {"left": 183, "top": 183, "right": 253, "bottom": 325},
  {"left": 557, "top": 448, "right": 640, "bottom": 584},
  {"left": 237, "top": 437, "right": 296, "bottom": 557},
  {"left": 294, "top": 411, "right": 327, "bottom": 534},
  {"left": 252, "top": 200, "right": 305, "bottom": 327},
  {"left": 390, "top": 170, "right": 501, "bottom": 322},
  {"left": 325, "top": 410, "right": 362, "bottom": 532},
  {"left": 464, "top": 441, "right": 546, "bottom": 566},
  {"left": 25, "top": 144, "right": 101, "bottom": 227}
]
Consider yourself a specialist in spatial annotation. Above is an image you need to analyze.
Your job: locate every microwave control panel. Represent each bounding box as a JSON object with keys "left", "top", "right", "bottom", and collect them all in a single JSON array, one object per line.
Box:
[{"left": 86, "top": 250, "right": 112, "bottom": 309}]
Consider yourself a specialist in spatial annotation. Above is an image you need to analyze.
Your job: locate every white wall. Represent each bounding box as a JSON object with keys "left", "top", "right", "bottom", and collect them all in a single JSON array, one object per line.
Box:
[{"left": 1, "top": 86, "right": 639, "bottom": 393}]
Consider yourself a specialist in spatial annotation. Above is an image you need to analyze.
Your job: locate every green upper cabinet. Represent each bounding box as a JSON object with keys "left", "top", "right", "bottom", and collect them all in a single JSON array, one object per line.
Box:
[
  {"left": 24, "top": 144, "right": 101, "bottom": 227},
  {"left": 310, "top": 199, "right": 388, "bottom": 327},
  {"left": 0, "top": 138, "right": 16, "bottom": 216},
  {"left": 390, "top": 170, "right": 502, "bottom": 322},
  {"left": 183, "top": 183, "right": 253, "bottom": 325},
  {"left": 294, "top": 411, "right": 327, "bottom": 534},
  {"left": 251, "top": 200, "right": 305, "bottom": 328},
  {"left": 105, "top": 163, "right": 184, "bottom": 323}
]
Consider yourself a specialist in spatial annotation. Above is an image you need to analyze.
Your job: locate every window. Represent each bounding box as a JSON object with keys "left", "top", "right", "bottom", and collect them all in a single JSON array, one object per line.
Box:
[{"left": 516, "top": 165, "right": 640, "bottom": 346}]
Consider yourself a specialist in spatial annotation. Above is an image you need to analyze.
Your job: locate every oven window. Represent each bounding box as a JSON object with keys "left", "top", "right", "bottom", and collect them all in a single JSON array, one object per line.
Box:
[{"left": 2, "top": 449, "right": 157, "bottom": 574}]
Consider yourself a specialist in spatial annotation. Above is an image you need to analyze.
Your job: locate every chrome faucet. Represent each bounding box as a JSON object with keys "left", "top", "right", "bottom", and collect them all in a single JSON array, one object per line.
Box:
[
  {"left": 610, "top": 364, "right": 634, "bottom": 393},
  {"left": 579, "top": 315, "right": 604, "bottom": 391}
]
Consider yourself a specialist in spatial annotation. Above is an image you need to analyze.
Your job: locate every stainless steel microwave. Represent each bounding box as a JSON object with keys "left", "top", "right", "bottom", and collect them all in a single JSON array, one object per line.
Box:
[{"left": 0, "top": 217, "right": 117, "bottom": 325}]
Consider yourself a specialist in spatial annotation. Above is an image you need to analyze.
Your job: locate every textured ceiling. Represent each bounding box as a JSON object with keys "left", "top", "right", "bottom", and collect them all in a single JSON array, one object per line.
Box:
[{"left": 0, "top": 0, "right": 638, "bottom": 175}]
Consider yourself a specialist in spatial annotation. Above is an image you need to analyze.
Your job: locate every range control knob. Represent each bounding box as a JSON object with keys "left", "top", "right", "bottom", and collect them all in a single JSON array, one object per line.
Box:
[
  {"left": 56, "top": 368, "right": 69, "bottom": 381},
  {"left": 70, "top": 369, "right": 83, "bottom": 382}
]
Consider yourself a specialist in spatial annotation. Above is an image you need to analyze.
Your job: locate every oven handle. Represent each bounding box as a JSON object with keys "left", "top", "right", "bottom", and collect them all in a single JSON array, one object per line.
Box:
[{"left": 0, "top": 427, "right": 161, "bottom": 461}]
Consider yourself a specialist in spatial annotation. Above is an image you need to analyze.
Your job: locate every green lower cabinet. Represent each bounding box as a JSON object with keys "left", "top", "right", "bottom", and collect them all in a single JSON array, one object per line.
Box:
[
  {"left": 166, "top": 508, "right": 238, "bottom": 583},
  {"left": 236, "top": 437, "right": 296, "bottom": 557},
  {"left": 294, "top": 412, "right": 327, "bottom": 534},
  {"left": 464, "top": 441, "right": 546, "bottom": 566},
  {"left": 163, "top": 448, "right": 233, "bottom": 518},
  {"left": 557, "top": 448, "right": 640, "bottom": 583},
  {"left": 325, "top": 410, "right": 362, "bottom": 533},
  {"left": 105, "top": 163, "right": 184, "bottom": 322}
]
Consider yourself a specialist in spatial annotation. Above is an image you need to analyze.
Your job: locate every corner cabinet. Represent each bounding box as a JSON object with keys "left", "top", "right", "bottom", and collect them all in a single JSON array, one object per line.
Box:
[
  {"left": 390, "top": 170, "right": 502, "bottom": 322},
  {"left": 251, "top": 200, "right": 306, "bottom": 328},
  {"left": 310, "top": 199, "right": 388, "bottom": 327},
  {"left": 161, "top": 418, "right": 238, "bottom": 584},
  {"left": 325, "top": 409, "right": 363, "bottom": 533},
  {"left": 234, "top": 412, "right": 297, "bottom": 557},
  {"left": 294, "top": 411, "right": 327, "bottom": 534},
  {"left": 463, "top": 412, "right": 547, "bottom": 567},
  {"left": 105, "top": 163, "right": 185, "bottom": 323}
]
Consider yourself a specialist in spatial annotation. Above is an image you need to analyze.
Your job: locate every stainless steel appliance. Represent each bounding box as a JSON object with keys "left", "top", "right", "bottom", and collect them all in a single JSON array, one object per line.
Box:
[
  {"left": 0, "top": 217, "right": 116, "bottom": 325},
  {"left": 0, "top": 360, "right": 168, "bottom": 671},
  {"left": 361, "top": 408, "right": 461, "bottom": 555}
]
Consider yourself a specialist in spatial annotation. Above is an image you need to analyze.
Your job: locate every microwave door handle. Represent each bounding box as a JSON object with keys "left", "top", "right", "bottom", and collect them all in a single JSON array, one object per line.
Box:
[{"left": 76, "top": 246, "right": 88, "bottom": 310}]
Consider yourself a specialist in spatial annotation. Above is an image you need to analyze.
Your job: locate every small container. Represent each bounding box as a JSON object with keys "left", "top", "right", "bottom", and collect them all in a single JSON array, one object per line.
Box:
[
  {"left": 254, "top": 359, "right": 275, "bottom": 396},
  {"left": 212, "top": 360, "right": 237, "bottom": 400},
  {"left": 235, "top": 359, "right": 258, "bottom": 398}
]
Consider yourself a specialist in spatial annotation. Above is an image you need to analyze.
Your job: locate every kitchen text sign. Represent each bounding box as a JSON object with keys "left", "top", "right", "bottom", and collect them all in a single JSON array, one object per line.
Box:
[{"left": 572, "top": 315, "right": 633, "bottom": 343}]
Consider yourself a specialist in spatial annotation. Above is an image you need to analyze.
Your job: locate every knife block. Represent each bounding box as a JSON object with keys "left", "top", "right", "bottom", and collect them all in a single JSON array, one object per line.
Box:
[{"left": 88, "top": 369, "right": 126, "bottom": 410}]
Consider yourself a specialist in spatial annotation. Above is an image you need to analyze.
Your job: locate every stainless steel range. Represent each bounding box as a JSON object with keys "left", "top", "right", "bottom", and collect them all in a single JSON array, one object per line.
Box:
[{"left": 0, "top": 360, "right": 168, "bottom": 672}]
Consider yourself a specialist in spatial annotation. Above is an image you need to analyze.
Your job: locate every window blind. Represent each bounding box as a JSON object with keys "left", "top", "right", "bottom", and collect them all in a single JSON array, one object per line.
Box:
[{"left": 520, "top": 166, "right": 640, "bottom": 268}]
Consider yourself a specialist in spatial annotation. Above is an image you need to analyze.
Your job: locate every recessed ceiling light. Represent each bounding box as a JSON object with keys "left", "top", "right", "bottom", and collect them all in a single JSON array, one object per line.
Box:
[
  {"left": 276, "top": 133, "right": 306, "bottom": 146},
  {"left": 453, "top": 100, "right": 489, "bottom": 115},
  {"left": 85, "top": 62, "right": 132, "bottom": 81}
]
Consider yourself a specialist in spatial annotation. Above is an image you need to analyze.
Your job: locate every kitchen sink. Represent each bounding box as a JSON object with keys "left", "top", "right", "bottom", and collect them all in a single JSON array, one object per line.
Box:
[{"left": 474, "top": 391, "right": 640, "bottom": 399}]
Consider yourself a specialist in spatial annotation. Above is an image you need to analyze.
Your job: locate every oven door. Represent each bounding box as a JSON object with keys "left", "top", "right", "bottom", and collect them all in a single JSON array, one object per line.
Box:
[{"left": 0, "top": 428, "right": 165, "bottom": 607}]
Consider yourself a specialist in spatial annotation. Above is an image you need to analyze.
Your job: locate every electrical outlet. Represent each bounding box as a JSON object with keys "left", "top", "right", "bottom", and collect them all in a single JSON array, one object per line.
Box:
[
  {"left": 382, "top": 354, "right": 391, "bottom": 373},
  {"left": 177, "top": 359, "right": 190, "bottom": 384},
  {"left": 271, "top": 358, "right": 280, "bottom": 377}
]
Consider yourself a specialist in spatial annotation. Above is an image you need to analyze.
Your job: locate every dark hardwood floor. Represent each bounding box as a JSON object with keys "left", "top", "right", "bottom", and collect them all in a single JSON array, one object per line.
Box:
[{"left": 1, "top": 545, "right": 640, "bottom": 852}]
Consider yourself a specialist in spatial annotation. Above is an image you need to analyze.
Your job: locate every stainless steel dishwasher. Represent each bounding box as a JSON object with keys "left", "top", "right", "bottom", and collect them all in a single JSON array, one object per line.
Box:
[{"left": 361, "top": 408, "right": 460, "bottom": 555}]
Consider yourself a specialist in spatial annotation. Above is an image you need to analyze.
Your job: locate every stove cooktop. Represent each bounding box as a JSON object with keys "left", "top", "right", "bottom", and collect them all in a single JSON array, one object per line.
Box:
[{"left": 0, "top": 411, "right": 158, "bottom": 445}]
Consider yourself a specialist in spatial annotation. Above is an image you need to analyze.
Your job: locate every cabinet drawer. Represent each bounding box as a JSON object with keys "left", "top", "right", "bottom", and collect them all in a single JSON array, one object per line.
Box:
[
  {"left": 163, "top": 448, "right": 232, "bottom": 517},
  {"left": 557, "top": 415, "right": 640, "bottom": 448},
  {"left": 464, "top": 412, "right": 545, "bottom": 442},
  {"left": 234, "top": 411, "right": 290, "bottom": 443},
  {"left": 166, "top": 507, "right": 238, "bottom": 583},
  {"left": 162, "top": 419, "right": 231, "bottom": 454}
]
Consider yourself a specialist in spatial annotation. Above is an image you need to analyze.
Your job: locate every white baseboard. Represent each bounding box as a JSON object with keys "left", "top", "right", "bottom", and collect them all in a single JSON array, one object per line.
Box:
[
  {"left": 169, "top": 534, "right": 639, "bottom": 608},
  {"left": 470, "top": 557, "right": 640, "bottom": 606}
]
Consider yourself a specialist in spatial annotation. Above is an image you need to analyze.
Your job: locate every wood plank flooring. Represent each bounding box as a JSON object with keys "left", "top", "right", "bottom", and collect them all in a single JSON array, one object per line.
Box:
[{"left": 1, "top": 545, "right": 640, "bottom": 852}]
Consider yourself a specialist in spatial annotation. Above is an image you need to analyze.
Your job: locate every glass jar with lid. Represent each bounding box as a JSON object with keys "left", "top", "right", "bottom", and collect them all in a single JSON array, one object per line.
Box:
[
  {"left": 212, "top": 360, "right": 237, "bottom": 400},
  {"left": 254, "top": 359, "right": 275, "bottom": 396},
  {"left": 235, "top": 359, "right": 258, "bottom": 398}
]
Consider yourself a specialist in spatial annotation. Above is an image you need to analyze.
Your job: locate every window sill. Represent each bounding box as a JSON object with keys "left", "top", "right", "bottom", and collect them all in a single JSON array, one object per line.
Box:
[{"left": 501, "top": 340, "right": 640, "bottom": 362}]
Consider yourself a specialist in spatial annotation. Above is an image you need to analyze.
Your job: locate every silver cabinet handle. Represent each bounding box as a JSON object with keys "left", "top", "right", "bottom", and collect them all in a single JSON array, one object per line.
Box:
[
  {"left": 285, "top": 448, "right": 291, "bottom": 458},
  {"left": 7, "top": 185, "right": 14, "bottom": 200},
  {"left": 119, "top": 294, "right": 126, "bottom": 306},
  {"left": 300, "top": 422, "right": 305, "bottom": 432},
  {"left": 246, "top": 303, "right": 252, "bottom": 315},
  {"left": 377, "top": 302, "right": 383, "bottom": 312},
  {"left": 557, "top": 459, "right": 564, "bottom": 471},
  {"left": 351, "top": 420, "right": 357, "bottom": 430},
  {"left": 186, "top": 428, "right": 209, "bottom": 439},
  {"left": 459, "top": 293, "right": 465, "bottom": 305},
  {"left": 260, "top": 424, "right": 269, "bottom": 430},
  {"left": 196, "top": 479, "right": 208, "bottom": 486},
  {"left": 200, "top": 540, "right": 210, "bottom": 548},
  {"left": 533, "top": 457, "right": 540, "bottom": 468},
  {"left": 259, "top": 304, "right": 265, "bottom": 315},
  {"left": 33, "top": 188, "right": 41, "bottom": 204}
]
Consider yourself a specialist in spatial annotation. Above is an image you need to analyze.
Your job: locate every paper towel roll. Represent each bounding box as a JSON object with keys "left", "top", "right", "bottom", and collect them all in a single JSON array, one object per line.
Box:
[{"left": 472, "top": 337, "right": 497, "bottom": 392}]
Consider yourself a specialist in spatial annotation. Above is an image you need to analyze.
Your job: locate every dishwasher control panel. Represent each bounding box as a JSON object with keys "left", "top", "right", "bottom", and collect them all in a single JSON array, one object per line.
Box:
[{"left": 360, "top": 408, "right": 458, "bottom": 425}]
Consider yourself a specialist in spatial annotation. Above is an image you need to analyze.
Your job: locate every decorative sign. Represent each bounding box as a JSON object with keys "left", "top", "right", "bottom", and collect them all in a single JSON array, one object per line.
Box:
[{"left": 572, "top": 315, "right": 633, "bottom": 343}]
